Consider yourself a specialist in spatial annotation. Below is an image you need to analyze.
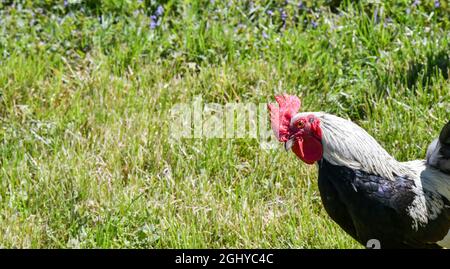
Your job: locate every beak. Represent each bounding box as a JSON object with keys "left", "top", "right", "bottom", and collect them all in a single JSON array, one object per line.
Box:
[{"left": 284, "top": 138, "right": 294, "bottom": 151}]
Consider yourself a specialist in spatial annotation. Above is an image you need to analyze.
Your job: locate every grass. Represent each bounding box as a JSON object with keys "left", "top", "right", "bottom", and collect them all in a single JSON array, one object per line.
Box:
[{"left": 0, "top": 0, "right": 449, "bottom": 248}]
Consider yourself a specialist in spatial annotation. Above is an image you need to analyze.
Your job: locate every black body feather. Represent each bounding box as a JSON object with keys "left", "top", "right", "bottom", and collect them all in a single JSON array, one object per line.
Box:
[
  {"left": 317, "top": 158, "right": 450, "bottom": 249},
  {"left": 427, "top": 121, "right": 450, "bottom": 174}
]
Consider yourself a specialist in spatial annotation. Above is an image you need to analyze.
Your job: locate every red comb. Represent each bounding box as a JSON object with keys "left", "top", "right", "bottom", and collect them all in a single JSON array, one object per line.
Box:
[{"left": 267, "top": 94, "right": 301, "bottom": 142}]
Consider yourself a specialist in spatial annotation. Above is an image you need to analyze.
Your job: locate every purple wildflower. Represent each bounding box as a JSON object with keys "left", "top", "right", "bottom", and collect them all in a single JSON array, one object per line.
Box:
[
  {"left": 156, "top": 5, "right": 164, "bottom": 16},
  {"left": 373, "top": 7, "right": 379, "bottom": 24},
  {"left": 64, "top": 0, "right": 69, "bottom": 7},
  {"left": 412, "top": 0, "right": 420, "bottom": 7},
  {"left": 150, "top": 15, "right": 158, "bottom": 29},
  {"left": 384, "top": 17, "right": 393, "bottom": 27},
  {"left": 374, "top": 7, "right": 384, "bottom": 24},
  {"left": 434, "top": 0, "right": 440, "bottom": 8},
  {"left": 267, "top": 10, "right": 274, "bottom": 16},
  {"left": 298, "top": 1, "right": 305, "bottom": 10},
  {"left": 386, "top": 17, "right": 393, "bottom": 23},
  {"left": 280, "top": 8, "right": 287, "bottom": 22},
  {"left": 262, "top": 31, "right": 268, "bottom": 39},
  {"left": 311, "top": 20, "right": 318, "bottom": 29}
]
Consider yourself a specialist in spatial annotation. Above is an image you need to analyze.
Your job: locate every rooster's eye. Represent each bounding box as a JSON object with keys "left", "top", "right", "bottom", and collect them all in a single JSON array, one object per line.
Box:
[{"left": 297, "top": 121, "right": 305, "bottom": 129}]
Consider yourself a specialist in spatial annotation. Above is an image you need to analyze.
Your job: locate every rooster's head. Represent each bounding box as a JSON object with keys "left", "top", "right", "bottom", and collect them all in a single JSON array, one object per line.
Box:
[{"left": 268, "top": 94, "right": 323, "bottom": 164}]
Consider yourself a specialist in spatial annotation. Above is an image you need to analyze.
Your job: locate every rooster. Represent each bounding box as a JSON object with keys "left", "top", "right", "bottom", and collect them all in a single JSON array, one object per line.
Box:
[{"left": 268, "top": 94, "right": 450, "bottom": 249}]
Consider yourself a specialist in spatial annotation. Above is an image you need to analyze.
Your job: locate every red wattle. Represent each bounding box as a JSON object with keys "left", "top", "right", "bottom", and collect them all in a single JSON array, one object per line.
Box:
[{"left": 292, "top": 136, "right": 323, "bottom": 164}]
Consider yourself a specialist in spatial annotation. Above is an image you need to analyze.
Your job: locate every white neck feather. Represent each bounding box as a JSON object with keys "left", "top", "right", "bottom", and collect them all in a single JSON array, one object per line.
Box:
[{"left": 294, "top": 112, "right": 411, "bottom": 180}]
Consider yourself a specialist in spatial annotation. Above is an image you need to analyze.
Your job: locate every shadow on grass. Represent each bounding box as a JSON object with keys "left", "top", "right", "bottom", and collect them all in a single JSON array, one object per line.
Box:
[
  {"left": 375, "top": 49, "right": 450, "bottom": 97},
  {"left": 406, "top": 50, "right": 450, "bottom": 90}
]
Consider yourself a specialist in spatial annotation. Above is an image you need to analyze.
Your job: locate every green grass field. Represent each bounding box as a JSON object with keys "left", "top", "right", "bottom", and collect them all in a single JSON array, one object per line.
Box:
[{"left": 0, "top": 0, "right": 449, "bottom": 248}]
